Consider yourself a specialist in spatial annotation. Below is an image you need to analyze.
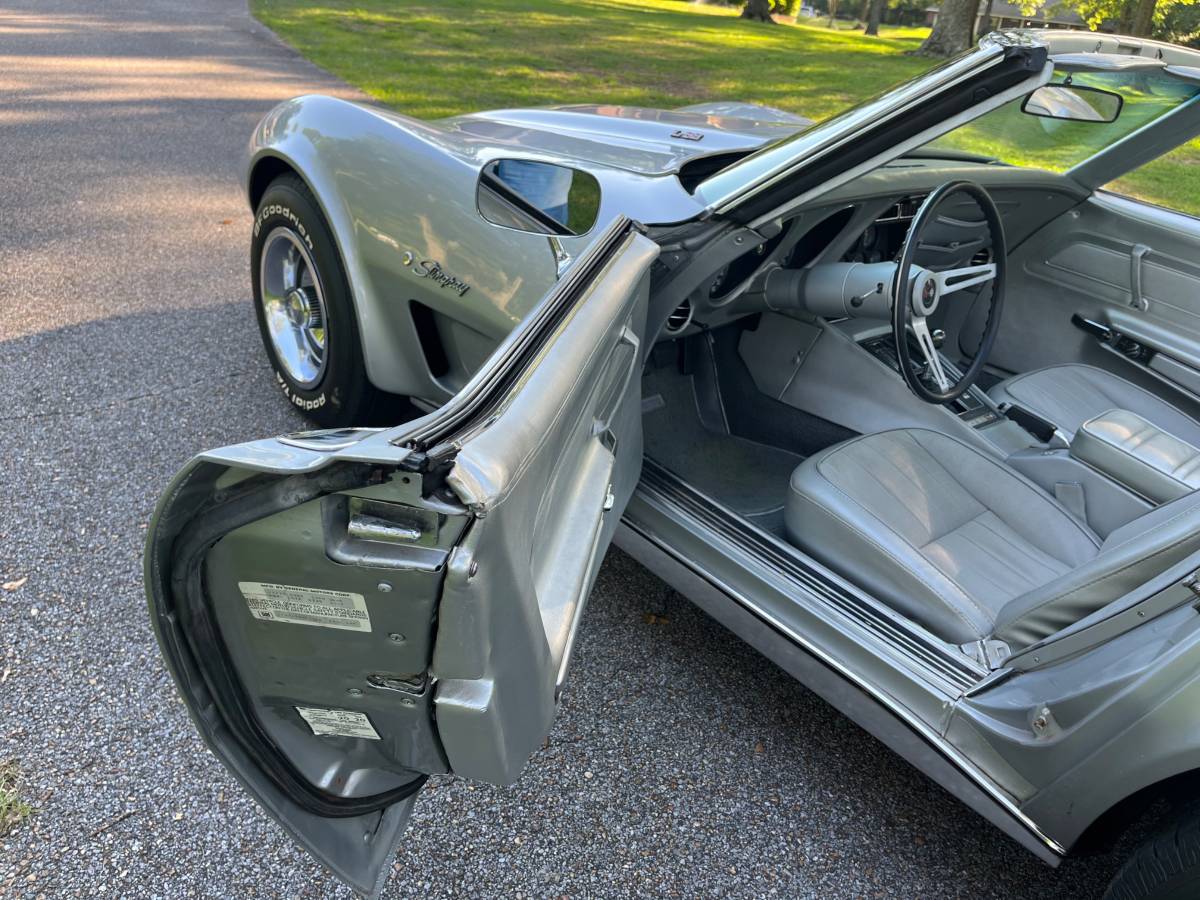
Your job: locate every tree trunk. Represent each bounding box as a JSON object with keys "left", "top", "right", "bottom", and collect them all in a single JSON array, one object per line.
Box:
[
  {"left": 828, "top": 0, "right": 839, "bottom": 27},
  {"left": 976, "top": 0, "right": 995, "bottom": 40},
  {"left": 741, "top": 0, "right": 776, "bottom": 22},
  {"left": 1128, "top": 0, "right": 1157, "bottom": 36},
  {"left": 915, "top": 0, "right": 977, "bottom": 56},
  {"left": 865, "top": 0, "right": 885, "bottom": 35}
]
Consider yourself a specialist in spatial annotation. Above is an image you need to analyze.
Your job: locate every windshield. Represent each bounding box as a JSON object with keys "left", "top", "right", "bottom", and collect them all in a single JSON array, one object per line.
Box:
[
  {"left": 926, "top": 66, "right": 1200, "bottom": 173},
  {"left": 693, "top": 37, "right": 1027, "bottom": 215}
]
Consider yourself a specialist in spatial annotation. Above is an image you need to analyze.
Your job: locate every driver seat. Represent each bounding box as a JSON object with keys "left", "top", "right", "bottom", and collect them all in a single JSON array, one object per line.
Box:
[{"left": 785, "top": 428, "right": 1200, "bottom": 650}]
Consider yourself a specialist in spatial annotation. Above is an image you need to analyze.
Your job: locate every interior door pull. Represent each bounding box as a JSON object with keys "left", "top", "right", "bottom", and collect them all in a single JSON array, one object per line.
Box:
[{"left": 1130, "top": 244, "right": 1151, "bottom": 312}]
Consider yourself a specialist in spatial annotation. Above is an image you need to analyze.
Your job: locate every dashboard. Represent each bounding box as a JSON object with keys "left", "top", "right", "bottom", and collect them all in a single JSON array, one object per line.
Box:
[
  {"left": 840, "top": 195, "right": 926, "bottom": 264},
  {"left": 661, "top": 160, "right": 1086, "bottom": 339}
]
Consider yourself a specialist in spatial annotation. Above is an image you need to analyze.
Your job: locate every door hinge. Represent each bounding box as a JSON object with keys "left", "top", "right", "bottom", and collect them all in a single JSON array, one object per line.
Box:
[{"left": 366, "top": 671, "right": 428, "bottom": 698}]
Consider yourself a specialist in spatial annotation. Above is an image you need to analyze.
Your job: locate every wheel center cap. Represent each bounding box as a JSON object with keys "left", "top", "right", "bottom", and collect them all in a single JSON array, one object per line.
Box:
[{"left": 285, "top": 288, "right": 311, "bottom": 326}]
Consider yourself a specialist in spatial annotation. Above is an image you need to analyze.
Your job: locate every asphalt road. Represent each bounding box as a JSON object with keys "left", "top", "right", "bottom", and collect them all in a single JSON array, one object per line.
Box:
[{"left": 0, "top": 2, "right": 1118, "bottom": 897}]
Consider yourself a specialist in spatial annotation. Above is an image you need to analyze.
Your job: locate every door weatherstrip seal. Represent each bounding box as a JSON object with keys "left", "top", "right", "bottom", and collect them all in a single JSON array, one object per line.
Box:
[{"left": 154, "top": 464, "right": 428, "bottom": 818}]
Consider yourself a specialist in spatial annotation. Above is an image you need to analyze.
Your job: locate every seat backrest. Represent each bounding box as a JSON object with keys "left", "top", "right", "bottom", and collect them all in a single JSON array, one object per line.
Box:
[
  {"left": 787, "top": 428, "right": 1101, "bottom": 644},
  {"left": 993, "top": 489, "right": 1200, "bottom": 647}
]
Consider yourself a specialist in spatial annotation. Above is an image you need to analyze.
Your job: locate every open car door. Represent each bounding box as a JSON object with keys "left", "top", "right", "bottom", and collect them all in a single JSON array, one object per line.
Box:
[{"left": 145, "top": 219, "right": 658, "bottom": 897}]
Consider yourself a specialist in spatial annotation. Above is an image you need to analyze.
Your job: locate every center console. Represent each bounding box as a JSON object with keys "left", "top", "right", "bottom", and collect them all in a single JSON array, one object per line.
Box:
[
  {"left": 738, "top": 312, "right": 1159, "bottom": 539},
  {"left": 858, "top": 333, "right": 1002, "bottom": 431},
  {"left": 855, "top": 330, "right": 1163, "bottom": 536}
]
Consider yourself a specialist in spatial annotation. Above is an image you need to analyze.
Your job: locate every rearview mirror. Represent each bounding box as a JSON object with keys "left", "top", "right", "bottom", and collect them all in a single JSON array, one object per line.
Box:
[
  {"left": 1021, "top": 84, "right": 1123, "bottom": 124},
  {"left": 477, "top": 159, "right": 602, "bottom": 236}
]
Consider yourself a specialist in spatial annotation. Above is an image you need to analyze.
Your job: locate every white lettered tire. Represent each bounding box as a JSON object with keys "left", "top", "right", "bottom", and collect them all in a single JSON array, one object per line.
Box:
[{"left": 251, "top": 174, "right": 393, "bottom": 427}]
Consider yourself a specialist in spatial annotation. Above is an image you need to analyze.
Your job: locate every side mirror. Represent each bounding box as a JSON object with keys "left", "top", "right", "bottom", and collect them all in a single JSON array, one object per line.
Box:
[
  {"left": 477, "top": 159, "right": 601, "bottom": 236},
  {"left": 1021, "top": 84, "right": 1123, "bottom": 124}
]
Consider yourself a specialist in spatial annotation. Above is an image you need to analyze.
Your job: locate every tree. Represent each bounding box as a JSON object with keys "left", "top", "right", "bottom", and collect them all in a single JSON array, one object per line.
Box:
[
  {"left": 1160, "top": 1, "right": 1200, "bottom": 46},
  {"left": 1016, "top": 0, "right": 1180, "bottom": 37},
  {"left": 864, "top": 0, "right": 886, "bottom": 35},
  {"left": 741, "top": 0, "right": 776, "bottom": 22},
  {"left": 1128, "top": 0, "right": 1158, "bottom": 35},
  {"left": 915, "top": 0, "right": 977, "bottom": 55},
  {"left": 976, "top": 0, "right": 996, "bottom": 39}
]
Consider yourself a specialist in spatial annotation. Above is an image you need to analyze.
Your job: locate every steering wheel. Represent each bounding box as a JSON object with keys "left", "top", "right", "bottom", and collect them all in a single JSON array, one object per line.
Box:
[{"left": 891, "top": 180, "right": 1006, "bottom": 404}]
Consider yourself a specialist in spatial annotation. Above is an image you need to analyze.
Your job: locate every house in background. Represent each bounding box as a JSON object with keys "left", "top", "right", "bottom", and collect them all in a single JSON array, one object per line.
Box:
[{"left": 925, "top": 1, "right": 1091, "bottom": 32}]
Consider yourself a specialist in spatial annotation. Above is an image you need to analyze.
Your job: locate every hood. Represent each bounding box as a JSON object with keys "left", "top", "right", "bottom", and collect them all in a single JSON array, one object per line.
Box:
[{"left": 438, "top": 102, "right": 812, "bottom": 176}]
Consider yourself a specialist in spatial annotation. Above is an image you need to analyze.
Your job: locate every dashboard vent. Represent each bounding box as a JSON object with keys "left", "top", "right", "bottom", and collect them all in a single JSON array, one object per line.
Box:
[
  {"left": 665, "top": 298, "right": 693, "bottom": 334},
  {"left": 875, "top": 195, "right": 927, "bottom": 224},
  {"left": 971, "top": 247, "right": 991, "bottom": 266}
]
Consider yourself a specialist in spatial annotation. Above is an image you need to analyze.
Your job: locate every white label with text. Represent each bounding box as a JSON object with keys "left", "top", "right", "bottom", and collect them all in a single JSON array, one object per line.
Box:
[
  {"left": 296, "top": 707, "right": 381, "bottom": 740},
  {"left": 239, "top": 581, "right": 371, "bottom": 632}
]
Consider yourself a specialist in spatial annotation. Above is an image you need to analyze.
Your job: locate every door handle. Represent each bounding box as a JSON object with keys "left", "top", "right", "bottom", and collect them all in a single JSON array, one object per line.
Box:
[
  {"left": 593, "top": 324, "right": 640, "bottom": 434},
  {"left": 1130, "top": 244, "right": 1150, "bottom": 312}
]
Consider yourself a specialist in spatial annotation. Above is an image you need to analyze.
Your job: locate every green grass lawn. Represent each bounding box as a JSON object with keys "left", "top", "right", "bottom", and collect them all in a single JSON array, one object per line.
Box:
[
  {"left": 251, "top": 0, "right": 932, "bottom": 120},
  {"left": 252, "top": 0, "right": 1199, "bottom": 216}
]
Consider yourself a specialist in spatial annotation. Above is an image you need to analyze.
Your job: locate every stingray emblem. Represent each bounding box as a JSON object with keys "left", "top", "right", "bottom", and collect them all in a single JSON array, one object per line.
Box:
[
  {"left": 671, "top": 129, "right": 704, "bottom": 142},
  {"left": 401, "top": 250, "right": 470, "bottom": 296}
]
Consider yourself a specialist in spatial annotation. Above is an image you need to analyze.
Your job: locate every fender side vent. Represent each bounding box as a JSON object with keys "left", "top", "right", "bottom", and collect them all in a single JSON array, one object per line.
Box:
[{"left": 409, "top": 301, "right": 450, "bottom": 379}]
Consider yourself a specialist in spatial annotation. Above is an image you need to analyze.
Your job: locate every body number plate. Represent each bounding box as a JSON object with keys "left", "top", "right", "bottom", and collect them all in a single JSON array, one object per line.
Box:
[{"left": 238, "top": 581, "right": 372, "bottom": 632}]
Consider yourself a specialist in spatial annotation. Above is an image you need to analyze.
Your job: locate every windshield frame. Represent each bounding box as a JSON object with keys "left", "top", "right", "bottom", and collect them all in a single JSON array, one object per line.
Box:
[
  {"left": 694, "top": 33, "right": 1038, "bottom": 218},
  {"left": 694, "top": 31, "right": 1200, "bottom": 228}
]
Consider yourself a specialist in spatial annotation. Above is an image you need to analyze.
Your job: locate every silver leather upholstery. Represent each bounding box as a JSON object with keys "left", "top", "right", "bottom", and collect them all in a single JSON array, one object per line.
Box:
[
  {"left": 1071, "top": 408, "right": 1200, "bottom": 504},
  {"left": 786, "top": 428, "right": 1200, "bottom": 649},
  {"left": 988, "top": 363, "right": 1200, "bottom": 443}
]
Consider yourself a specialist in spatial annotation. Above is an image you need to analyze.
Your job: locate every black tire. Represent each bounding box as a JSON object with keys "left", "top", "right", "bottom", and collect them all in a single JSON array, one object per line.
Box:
[
  {"left": 251, "top": 173, "right": 393, "bottom": 427},
  {"left": 1105, "top": 804, "right": 1200, "bottom": 900}
]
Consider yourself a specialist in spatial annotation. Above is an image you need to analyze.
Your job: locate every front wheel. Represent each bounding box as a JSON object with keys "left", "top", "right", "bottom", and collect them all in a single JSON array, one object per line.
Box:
[
  {"left": 1105, "top": 804, "right": 1200, "bottom": 900},
  {"left": 251, "top": 173, "right": 392, "bottom": 427}
]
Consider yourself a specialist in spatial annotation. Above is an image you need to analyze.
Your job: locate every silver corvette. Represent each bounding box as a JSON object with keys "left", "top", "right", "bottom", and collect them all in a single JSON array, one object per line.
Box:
[{"left": 148, "top": 31, "right": 1200, "bottom": 898}]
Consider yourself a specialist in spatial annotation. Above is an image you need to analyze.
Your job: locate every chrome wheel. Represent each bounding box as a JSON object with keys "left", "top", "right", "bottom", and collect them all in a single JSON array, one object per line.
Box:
[{"left": 259, "top": 227, "right": 328, "bottom": 388}]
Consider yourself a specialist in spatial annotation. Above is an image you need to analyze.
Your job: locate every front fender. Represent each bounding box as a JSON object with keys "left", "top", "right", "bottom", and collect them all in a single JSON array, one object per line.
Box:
[{"left": 244, "top": 95, "right": 560, "bottom": 401}]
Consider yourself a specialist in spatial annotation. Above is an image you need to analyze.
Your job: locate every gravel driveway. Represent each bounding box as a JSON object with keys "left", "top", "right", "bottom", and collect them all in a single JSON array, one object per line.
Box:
[{"left": 0, "top": 2, "right": 1115, "bottom": 896}]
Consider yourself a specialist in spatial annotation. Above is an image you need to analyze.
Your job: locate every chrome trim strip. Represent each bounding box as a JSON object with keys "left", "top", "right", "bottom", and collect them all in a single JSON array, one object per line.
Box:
[{"left": 622, "top": 489, "right": 1066, "bottom": 858}]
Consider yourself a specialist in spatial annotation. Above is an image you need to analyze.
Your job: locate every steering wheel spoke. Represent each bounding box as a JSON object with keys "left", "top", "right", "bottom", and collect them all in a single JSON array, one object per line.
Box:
[
  {"left": 891, "top": 181, "right": 1006, "bottom": 405},
  {"left": 909, "top": 317, "right": 951, "bottom": 392},
  {"left": 934, "top": 262, "right": 997, "bottom": 296}
]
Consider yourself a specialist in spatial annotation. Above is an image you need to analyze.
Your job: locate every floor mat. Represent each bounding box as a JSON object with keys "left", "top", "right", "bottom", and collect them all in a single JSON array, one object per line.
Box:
[{"left": 642, "top": 366, "right": 803, "bottom": 537}]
